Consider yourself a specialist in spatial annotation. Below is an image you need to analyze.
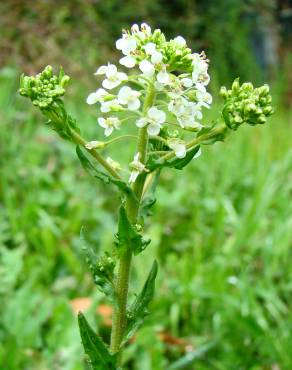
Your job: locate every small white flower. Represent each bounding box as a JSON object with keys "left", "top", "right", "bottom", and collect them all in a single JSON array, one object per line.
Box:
[
  {"left": 98, "top": 116, "right": 121, "bottom": 136},
  {"left": 85, "top": 141, "right": 105, "bottom": 150},
  {"left": 131, "top": 24, "right": 139, "bottom": 33},
  {"left": 157, "top": 68, "right": 170, "bottom": 84},
  {"left": 151, "top": 51, "right": 163, "bottom": 64},
  {"left": 141, "top": 23, "right": 152, "bottom": 35},
  {"left": 144, "top": 42, "right": 156, "bottom": 55},
  {"left": 116, "top": 37, "right": 137, "bottom": 55},
  {"left": 118, "top": 86, "right": 141, "bottom": 110},
  {"left": 95, "top": 63, "right": 127, "bottom": 90},
  {"left": 106, "top": 157, "right": 121, "bottom": 171},
  {"left": 100, "top": 99, "right": 121, "bottom": 113},
  {"left": 168, "top": 96, "right": 188, "bottom": 117},
  {"left": 119, "top": 55, "right": 136, "bottom": 68},
  {"left": 181, "top": 77, "right": 193, "bottom": 88},
  {"left": 86, "top": 88, "right": 108, "bottom": 105},
  {"left": 139, "top": 60, "right": 155, "bottom": 77},
  {"left": 196, "top": 85, "right": 212, "bottom": 108},
  {"left": 136, "top": 107, "right": 166, "bottom": 136},
  {"left": 129, "top": 152, "right": 146, "bottom": 183},
  {"left": 168, "top": 139, "right": 186, "bottom": 158},
  {"left": 173, "top": 36, "right": 186, "bottom": 46}
]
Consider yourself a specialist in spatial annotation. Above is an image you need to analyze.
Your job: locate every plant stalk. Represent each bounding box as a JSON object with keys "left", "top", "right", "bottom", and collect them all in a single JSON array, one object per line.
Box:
[{"left": 109, "top": 82, "right": 155, "bottom": 364}]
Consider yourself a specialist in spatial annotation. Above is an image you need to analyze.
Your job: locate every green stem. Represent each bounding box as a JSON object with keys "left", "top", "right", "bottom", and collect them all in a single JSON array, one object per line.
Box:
[
  {"left": 109, "top": 82, "right": 155, "bottom": 364},
  {"left": 160, "top": 124, "right": 228, "bottom": 162},
  {"left": 70, "top": 129, "right": 121, "bottom": 179}
]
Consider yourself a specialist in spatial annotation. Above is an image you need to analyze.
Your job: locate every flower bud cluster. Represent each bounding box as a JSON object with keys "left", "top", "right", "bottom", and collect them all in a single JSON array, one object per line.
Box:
[
  {"left": 19, "top": 65, "right": 70, "bottom": 109},
  {"left": 220, "top": 79, "right": 273, "bottom": 130}
]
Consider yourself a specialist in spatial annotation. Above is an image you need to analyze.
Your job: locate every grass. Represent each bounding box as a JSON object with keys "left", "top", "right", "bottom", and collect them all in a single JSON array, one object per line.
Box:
[{"left": 0, "top": 67, "right": 291, "bottom": 370}]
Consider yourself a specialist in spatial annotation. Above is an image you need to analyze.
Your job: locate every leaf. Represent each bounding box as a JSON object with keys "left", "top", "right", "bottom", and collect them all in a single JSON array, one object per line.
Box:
[
  {"left": 168, "top": 341, "right": 216, "bottom": 369},
  {"left": 123, "top": 260, "right": 158, "bottom": 344},
  {"left": 80, "top": 228, "right": 116, "bottom": 304},
  {"left": 78, "top": 312, "right": 116, "bottom": 370},
  {"left": 76, "top": 146, "right": 137, "bottom": 201},
  {"left": 115, "top": 206, "right": 150, "bottom": 256},
  {"left": 148, "top": 146, "right": 200, "bottom": 171},
  {"left": 139, "top": 170, "right": 160, "bottom": 221}
]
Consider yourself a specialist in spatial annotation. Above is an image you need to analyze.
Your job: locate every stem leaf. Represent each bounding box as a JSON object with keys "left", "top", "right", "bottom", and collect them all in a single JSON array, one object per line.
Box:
[
  {"left": 123, "top": 260, "right": 158, "bottom": 344},
  {"left": 78, "top": 312, "right": 116, "bottom": 370},
  {"left": 147, "top": 145, "right": 201, "bottom": 171},
  {"left": 115, "top": 206, "right": 150, "bottom": 256}
]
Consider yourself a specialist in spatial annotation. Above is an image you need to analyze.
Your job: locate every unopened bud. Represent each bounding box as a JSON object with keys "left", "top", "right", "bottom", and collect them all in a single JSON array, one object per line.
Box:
[{"left": 85, "top": 141, "right": 105, "bottom": 150}]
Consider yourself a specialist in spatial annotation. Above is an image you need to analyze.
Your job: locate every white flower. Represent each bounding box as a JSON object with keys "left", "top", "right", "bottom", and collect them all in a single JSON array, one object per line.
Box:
[
  {"left": 151, "top": 51, "right": 163, "bottom": 64},
  {"left": 100, "top": 99, "right": 121, "bottom": 113},
  {"left": 168, "top": 96, "right": 188, "bottom": 117},
  {"left": 129, "top": 152, "right": 146, "bottom": 183},
  {"left": 181, "top": 77, "right": 193, "bottom": 88},
  {"left": 136, "top": 107, "right": 166, "bottom": 136},
  {"left": 173, "top": 36, "right": 186, "bottom": 46},
  {"left": 118, "top": 86, "right": 141, "bottom": 110},
  {"left": 116, "top": 37, "right": 137, "bottom": 55},
  {"left": 85, "top": 141, "right": 105, "bottom": 150},
  {"left": 144, "top": 42, "right": 156, "bottom": 55},
  {"left": 168, "top": 139, "right": 186, "bottom": 158},
  {"left": 106, "top": 157, "right": 121, "bottom": 171},
  {"left": 131, "top": 24, "right": 139, "bottom": 33},
  {"left": 157, "top": 68, "right": 170, "bottom": 84},
  {"left": 141, "top": 23, "right": 152, "bottom": 35},
  {"left": 196, "top": 84, "right": 212, "bottom": 108},
  {"left": 119, "top": 55, "right": 136, "bottom": 68},
  {"left": 139, "top": 60, "right": 155, "bottom": 77},
  {"left": 95, "top": 63, "right": 127, "bottom": 90},
  {"left": 98, "top": 116, "right": 121, "bottom": 136},
  {"left": 86, "top": 88, "right": 108, "bottom": 104}
]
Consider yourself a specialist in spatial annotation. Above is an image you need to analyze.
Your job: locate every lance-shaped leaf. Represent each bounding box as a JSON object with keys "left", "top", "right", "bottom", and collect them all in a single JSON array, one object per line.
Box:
[
  {"left": 80, "top": 228, "right": 116, "bottom": 304},
  {"left": 78, "top": 312, "right": 116, "bottom": 370},
  {"left": 147, "top": 145, "right": 201, "bottom": 171},
  {"left": 116, "top": 206, "right": 150, "bottom": 256},
  {"left": 76, "top": 146, "right": 137, "bottom": 201},
  {"left": 123, "top": 260, "right": 158, "bottom": 344}
]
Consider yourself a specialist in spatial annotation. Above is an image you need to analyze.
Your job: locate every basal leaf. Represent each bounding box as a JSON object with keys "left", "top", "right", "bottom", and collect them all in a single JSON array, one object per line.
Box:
[
  {"left": 78, "top": 312, "right": 116, "bottom": 370},
  {"left": 123, "top": 260, "right": 158, "bottom": 344},
  {"left": 116, "top": 206, "right": 150, "bottom": 256},
  {"left": 76, "top": 146, "right": 137, "bottom": 201}
]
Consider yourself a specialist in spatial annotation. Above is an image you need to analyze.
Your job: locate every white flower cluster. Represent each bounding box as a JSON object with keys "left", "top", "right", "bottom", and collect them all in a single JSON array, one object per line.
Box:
[{"left": 86, "top": 23, "right": 211, "bottom": 182}]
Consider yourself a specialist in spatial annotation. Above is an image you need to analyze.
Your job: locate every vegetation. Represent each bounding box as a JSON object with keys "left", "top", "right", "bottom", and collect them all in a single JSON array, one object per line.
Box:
[{"left": 1, "top": 2, "right": 291, "bottom": 369}]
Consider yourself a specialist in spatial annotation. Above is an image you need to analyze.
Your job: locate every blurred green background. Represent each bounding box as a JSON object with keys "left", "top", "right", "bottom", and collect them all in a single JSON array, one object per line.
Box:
[{"left": 0, "top": 1, "right": 292, "bottom": 369}]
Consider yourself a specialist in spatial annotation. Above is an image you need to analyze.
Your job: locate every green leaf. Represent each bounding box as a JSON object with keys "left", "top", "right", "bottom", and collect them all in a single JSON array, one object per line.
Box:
[
  {"left": 78, "top": 312, "right": 116, "bottom": 370},
  {"left": 139, "top": 170, "right": 160, "bottom": 221},
  {"left": 80, "top": 228, "right": 116, "bottom": 304},
  {"left": 115, "top": 206, "right": 150, "bottom": 256},
  {"left": 123, "top": 261, "right": 158, "bottom": 344},
  {"left": 76, "top": 146, "right": 137, "bottom": 201},
  {"left": 148, "top": 146, "right": 201, "bottom": 171}
]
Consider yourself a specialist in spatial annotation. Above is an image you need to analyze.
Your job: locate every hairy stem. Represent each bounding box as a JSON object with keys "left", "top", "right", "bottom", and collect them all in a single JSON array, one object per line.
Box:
[{"left": 109, "top": 82, "right": 155, "bottom": 363}]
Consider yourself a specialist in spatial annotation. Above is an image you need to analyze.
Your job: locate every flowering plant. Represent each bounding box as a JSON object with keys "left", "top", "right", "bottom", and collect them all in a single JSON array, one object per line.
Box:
[{"left": 19, "top": 22, "right": 273, "bottom": 369}]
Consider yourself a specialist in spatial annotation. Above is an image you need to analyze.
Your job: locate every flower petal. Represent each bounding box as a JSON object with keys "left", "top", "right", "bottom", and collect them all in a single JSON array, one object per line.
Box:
[
  {"left": 119, "top": 55, "right": 136, "bottom": 68},
  {"left": 139, "top": 60, "right": 155, "bottom": 77},
  {"left": 147, "top": 122, "right": 161, "bottom": 136}
]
